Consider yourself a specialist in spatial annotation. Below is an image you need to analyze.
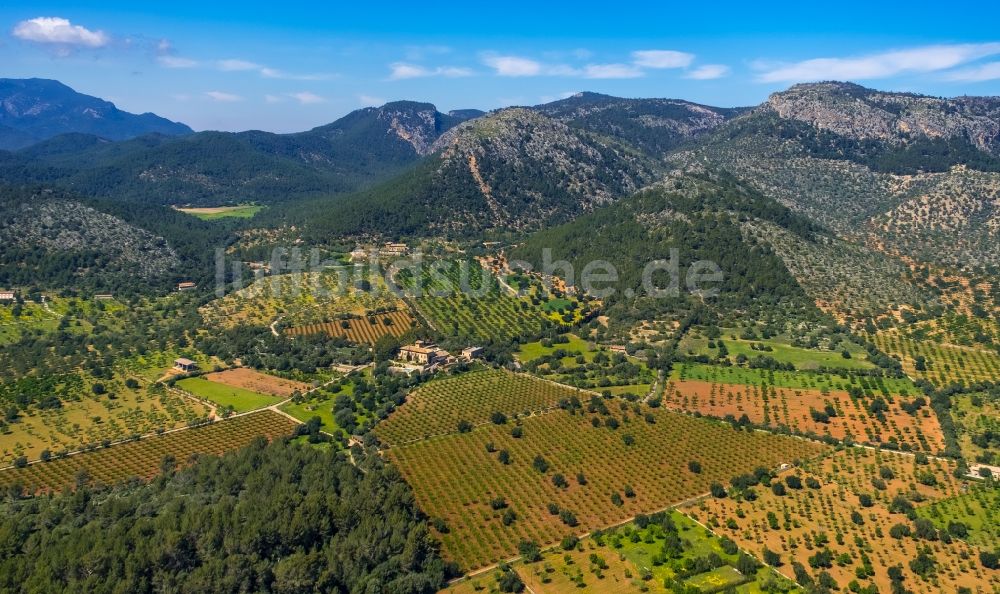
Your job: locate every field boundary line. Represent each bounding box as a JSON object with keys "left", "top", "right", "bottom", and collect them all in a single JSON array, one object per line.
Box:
[{"left": 0, "top": 409, "right": 292, "bottom": 473}]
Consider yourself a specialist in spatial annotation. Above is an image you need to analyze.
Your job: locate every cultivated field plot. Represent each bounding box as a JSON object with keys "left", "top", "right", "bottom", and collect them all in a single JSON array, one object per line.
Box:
[
  {"left": 200, "top": 268, "right": 402, "bottom": 329},
  {"left": 0, "top": 411, "right": 298, "bottom": 493},
  {"left": 397, "top": 260, "right": 549, "bottom": 343},
  {"left": 802, "top": 447, "right": 963, "bottom": 502},
  {"left": 679, "top": 331, "right": 875, "bottom": 371},
  {"left": 661, "top": 379, "right": 946, "bottom": 452},
  {"left": 951, "top": 392, "right": 1000, "bottom": 463},
  {"left": 174, "top": 204, "right": 262, "bottom": 219},
  {"left": 517, "top": 335, "right": 657, "bottom": 391},
  {"left": 387, "top": 405, "right": 826, "bottom": 571},
  {"left": 175, "top": 376, "right": 284, "bottom": 413},
  {"left": 374, "top": 369, "right": 586, "bottom": 446},
  {"left": 204, "top": 367, "right": 310, "bottom": 398},
  {"left": 672, "top": 363, "right": 917, "bottom": 395},
  {"left": 686, "top": 448, "right": 998, "bottom": 593},
  {"left": 0, "top": 296, "right": 125, "bottom": 345},
  {"left": 445, "top": 509, "right": 798, "bottom": 593},
  {"left": 0, "top": 374, "right": 211, "bottom": 465},
  {"left": 286, "top": 309, "right": 416, "bottom": 344},
  {"left": 918, "top": 485, "right": 1000, "bottom": 549},
  {"left": 874, "top": 330, "right": 1000, "bottom": 387},
  {"left": 516, "top": 546, "right": 652, "bottom": 594}
]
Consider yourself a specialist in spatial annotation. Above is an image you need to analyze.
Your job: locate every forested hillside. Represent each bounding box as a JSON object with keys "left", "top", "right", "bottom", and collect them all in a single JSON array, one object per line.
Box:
[
  {"left": 0, "top": 185, "right": 233, "bottom": 293},
  {"left": 296, "top": 107, "right": 658, "bottom": 239},
  {"left": 510, "top": 169, "right": 824, "bottom": 331},
  {"left": 0, "top": 101, "right": 475, "bottom": 207},
  {"left": 0, "top": 438, "right": 451, "bottom": 593}
]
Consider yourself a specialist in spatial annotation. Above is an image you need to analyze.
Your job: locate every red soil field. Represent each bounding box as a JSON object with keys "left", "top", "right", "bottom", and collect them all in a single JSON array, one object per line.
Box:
[
  {"left": 662, "top": 379, "right": 945, "bottom": 453},
  {"left": 205, "top": 367, "right": 310, "bottom": 398}
]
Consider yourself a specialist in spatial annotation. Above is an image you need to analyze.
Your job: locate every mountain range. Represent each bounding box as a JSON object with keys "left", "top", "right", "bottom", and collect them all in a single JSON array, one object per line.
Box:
[
  {"left": 1, "top": 78, "right": 998, "bottom": 323},
  {"left": 0, "top": 78, "right": 192, "bottom": 150}
]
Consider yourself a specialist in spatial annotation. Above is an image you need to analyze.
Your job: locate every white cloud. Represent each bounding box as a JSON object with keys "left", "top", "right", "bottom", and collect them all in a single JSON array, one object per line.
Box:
[
  {"left": 944, "top": 61, "right": 1000, "bottom": 82},
  {"left": 358, "top": 94, "right": 385, "bottom": 107},
  {"left": 388, "top": 63, "right": 427, "bottom": 80},
  {"left": 583, "top": 63, "right": 644, "bottom": 79},
  {"left": 388, "top": 62, "right": 473, "bottom": 80},
  {"left": 686, "top": 64, "right": 731, "bottom": 80},
  {"left": 205, "top": 91, "right": 243, "bottom": 102},
  {"left": 483, "top": 55, "right": 543, "bottom": 77},
  {"left": 158, "top": 55, "right": 198, "bottom": 68},
  {"left": 288, "top": 91, "right": 325, "bottom": 104},
  {"left": 264, "top": 94, "right": 283, "bottom": 104},
  {"left": 217, "top": 59, "right": 262, "bottom": 71},
  {"left": 757, "top": 43, "right": 1000, "bottom": 83},
  {"left": 13, "top": 17, "right": 109, "bottom": 48},
  {"left": 631, "top": 50, "right": 694, "bottom": 69}
]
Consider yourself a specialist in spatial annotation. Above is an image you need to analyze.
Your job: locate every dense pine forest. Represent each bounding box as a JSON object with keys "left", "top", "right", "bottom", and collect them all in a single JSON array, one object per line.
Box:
[{"left": 0, "top": 438, "right": 452, "bottom": 593}]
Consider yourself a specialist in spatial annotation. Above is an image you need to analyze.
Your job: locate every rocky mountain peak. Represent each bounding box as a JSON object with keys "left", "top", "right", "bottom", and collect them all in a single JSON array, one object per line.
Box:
[
  {"left": 764, "top": 81, "right": 1000, "bottom": 152},
  {"left": 372, "top": 101, "right": 443, "bottom": 155}
]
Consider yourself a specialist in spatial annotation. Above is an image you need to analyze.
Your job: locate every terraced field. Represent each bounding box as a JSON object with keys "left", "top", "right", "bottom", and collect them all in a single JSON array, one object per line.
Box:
[
  {"left": 375, "top": 369, "right": 585, "bottom": 446},
  {"left": 200, "top": 267, "right": 401, "bottom": 329},
  {"left": 386, "top": 403, "right": 826, "bottom": 571},
  {"left": 0, "top": 411, "right": 298, "bottom": 493},
  {"left": 286, "top": 309, "right": 416, "bottom": 344},
  {"left": 873, "top": 331, "right": 1000, "bottom": 386},
  {"left": 397, "top": 260, "right": 550, "bottom": 343}
]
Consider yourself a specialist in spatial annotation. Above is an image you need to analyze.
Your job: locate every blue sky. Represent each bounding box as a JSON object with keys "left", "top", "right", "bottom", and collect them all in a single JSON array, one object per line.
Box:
[{"left": 4, "top": 1, "right": 1000, "bottom": 132}]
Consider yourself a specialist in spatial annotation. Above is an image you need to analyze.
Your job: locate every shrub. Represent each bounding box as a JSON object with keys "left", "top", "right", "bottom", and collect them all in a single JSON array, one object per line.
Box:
[
  {"left": 763, "top": 548, "right": 782, "bottom": 567},
  {"left": 518, "top": 540, "right": 541, "bottom": 562}
]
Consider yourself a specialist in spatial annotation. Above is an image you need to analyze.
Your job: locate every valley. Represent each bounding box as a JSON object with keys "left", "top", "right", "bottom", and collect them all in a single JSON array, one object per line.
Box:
[{"left": 0, "top": 75, "right": 998, "bottom": 594}]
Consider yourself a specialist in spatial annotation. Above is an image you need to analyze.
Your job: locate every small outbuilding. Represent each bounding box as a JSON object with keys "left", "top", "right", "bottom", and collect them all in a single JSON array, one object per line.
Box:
[{"left": 173, "top": 358, "right": 198, "bottom": 372}]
